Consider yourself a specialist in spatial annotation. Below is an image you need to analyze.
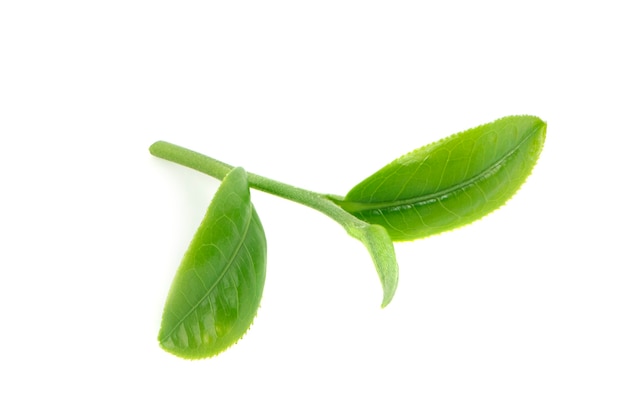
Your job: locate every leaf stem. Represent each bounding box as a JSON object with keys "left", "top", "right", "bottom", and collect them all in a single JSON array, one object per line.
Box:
[
  {"left": 149, "top": 141, "right": 366, "bottom": 231},
  {"left": 150, "top": 140, "right": 399, "bottom": 307}
]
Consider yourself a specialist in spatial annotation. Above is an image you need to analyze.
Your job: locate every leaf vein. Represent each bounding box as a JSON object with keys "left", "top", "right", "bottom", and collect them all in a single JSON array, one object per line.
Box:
[
  {"left": 348, "top": 122, "right": 542, "bottom": 212},
  {"left": 161, "top": 207, "right": 254, "bottom": 342}
]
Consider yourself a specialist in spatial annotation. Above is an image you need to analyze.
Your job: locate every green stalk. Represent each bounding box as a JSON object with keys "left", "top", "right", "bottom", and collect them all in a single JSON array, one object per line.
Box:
[
  {"left": 149, "top": 140, "right": 398, "bottom": 307},
  {"left": 149, "top": 141, "right": 365, "bottom": 231}
]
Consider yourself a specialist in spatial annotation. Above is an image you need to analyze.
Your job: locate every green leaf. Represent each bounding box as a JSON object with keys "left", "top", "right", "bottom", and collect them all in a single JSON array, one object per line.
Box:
[
  {"left": 158, "top": 167, "right": 267, "bottom": 359},
  {"left": 347, "top": 223, "right": 399, "bottom": 307},
  {"left": 335, "top": 115, "right": 547, "bottom": 241}
]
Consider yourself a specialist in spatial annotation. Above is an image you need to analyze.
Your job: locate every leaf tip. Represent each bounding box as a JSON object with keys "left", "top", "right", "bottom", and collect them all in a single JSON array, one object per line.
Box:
[{"left": 380, "top": 283, "right": 397, "bottom": 308}]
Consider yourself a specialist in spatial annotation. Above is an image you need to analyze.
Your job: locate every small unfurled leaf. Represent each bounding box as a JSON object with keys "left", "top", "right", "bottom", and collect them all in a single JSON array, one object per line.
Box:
[
  {"left": 347, "top": 223, "right": 399, "bottom": 307},
  {"left": 158, "top": 167, "right": 267, "bottom": 359},
  {"left": 335, "top": 115, "right": 547, "bottom": 241}
]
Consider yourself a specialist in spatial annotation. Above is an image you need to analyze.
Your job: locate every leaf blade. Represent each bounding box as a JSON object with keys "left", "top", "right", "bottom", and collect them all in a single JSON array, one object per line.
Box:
[
  {"left": 337, "top": 115, "right": 547, "bottom": 241},
  {"left": 158, "top": 167, "right": 267, "bottom": 359},
  {"left": 347, "top": 223, "right": 399, "bottom": 308}
]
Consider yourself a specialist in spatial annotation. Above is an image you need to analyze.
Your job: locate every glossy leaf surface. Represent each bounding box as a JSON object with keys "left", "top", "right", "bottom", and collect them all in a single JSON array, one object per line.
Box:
[
  {"left": 158, "top": 167, "right": 267, "bottom": 359},
  {"left": 336, "top": 115, "right": 547, "bottom": 241}
]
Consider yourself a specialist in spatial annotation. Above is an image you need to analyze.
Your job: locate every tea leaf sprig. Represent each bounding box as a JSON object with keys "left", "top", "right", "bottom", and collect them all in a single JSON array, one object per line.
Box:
[{"left": 150, "top": 115, "right": 547, "bottom": 359}]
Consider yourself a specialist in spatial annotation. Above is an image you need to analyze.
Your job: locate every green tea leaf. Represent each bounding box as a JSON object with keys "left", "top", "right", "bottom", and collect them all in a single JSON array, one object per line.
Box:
[
  {"left": 347, "top": 223, "right": 399, "bottom": 307},
  {"left": 158, "top": 167, "right": 267, "bottom": 359},
  {"left": 335, "top": 115, "right": 547, "bottom": 241}
]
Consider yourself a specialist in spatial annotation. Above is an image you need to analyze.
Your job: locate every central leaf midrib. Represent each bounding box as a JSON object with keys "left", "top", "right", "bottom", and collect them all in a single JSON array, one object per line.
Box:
[
  {"left": 162, "top": 209, "right": 253, "bottom": 342},
  {"left": 345, "top": 124, "right": 540, "bottom": 212}
]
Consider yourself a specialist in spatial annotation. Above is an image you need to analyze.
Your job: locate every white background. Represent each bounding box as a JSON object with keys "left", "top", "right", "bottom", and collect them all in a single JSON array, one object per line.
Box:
[{"left": 1, "top": 1, "right": 625, "bottom": 415}]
